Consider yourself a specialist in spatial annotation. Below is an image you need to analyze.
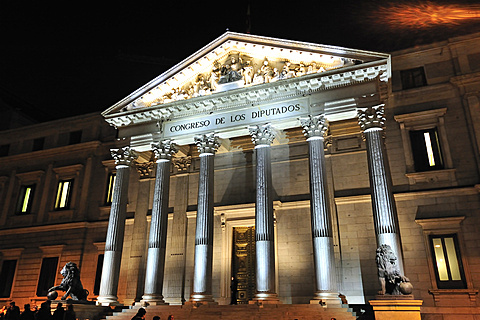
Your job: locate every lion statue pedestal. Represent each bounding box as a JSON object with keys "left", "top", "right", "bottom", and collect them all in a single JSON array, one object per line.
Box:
[
  {"left": 48, "top": 262, "right": 89, "bottom": 301},
  {"left": 370, "top": 244, "right": 422, "bottom": 320}
]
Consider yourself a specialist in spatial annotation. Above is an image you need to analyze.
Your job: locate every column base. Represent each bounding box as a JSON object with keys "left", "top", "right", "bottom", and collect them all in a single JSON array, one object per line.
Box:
[
  {"left": 187, "top": 294, "right": 217, "bottom": 304},
  {"left": 96, "top": 295, "right": 122, "bottom": 306},
  {"left": 249, "top": 293, "right": 281, "bottom": 304},
  {"left": 310, "top": 292, "right": 342, "bottom": 306},
  {"left": 141, "top": 294, "right": 168, "bottom": 306},
  {"left": 369, "top": 299, "right": 423, "bottom": 320}
]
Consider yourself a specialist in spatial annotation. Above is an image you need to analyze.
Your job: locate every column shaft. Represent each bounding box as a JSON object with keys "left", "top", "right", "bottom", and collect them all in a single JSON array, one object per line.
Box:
[
  {"left": 255, "top": 145, "right": 276, "bottom": 295},
  {"left": 97, "top": 162, "right": 132, "bottom": 305},
  {"left": 142, "top": 159, "right": 171, "bottom": 304},
  {"left": 249, "top": 124, "right": 278, "bottom": 302},
  {"left": 190, "top": 134, "right": 218, "bottom": 303},
  {"left": 364, "top": 128, "right": 404, "bottom": 274},
  {"left": 358, "top": 104, "right": 404, "bottom": 275},
  {"left": 308, "top": 137, "right": 337, "bottom": 297}
]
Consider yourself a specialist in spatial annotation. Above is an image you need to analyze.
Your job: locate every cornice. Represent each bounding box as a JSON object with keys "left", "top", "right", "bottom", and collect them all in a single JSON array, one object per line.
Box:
[
  {"left": 450, "top": 71, "right": 480, "bottom": 87},
  {"left": 0, "top": 141, "right": 102, "bottom": 165},
  {"left": 0, "top": 221, "right": 109, "bottom": 236},
  {"left": 104, "top": 61, "right": 388, "bottom": 129}
]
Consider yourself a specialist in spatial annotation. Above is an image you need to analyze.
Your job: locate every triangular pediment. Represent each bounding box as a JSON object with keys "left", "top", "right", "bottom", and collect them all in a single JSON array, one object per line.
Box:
[{"left": 102, "top": 32, "right": 389, "bottom": 119}]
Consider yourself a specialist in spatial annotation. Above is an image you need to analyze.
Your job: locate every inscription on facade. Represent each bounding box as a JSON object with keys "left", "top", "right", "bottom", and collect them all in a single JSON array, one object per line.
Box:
[{"left": 165, "top": 99, "right": 307, "bottom": 137}]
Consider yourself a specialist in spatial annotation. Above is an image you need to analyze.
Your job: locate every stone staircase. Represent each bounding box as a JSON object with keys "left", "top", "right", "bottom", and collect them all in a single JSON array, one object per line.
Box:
[{"left": 106, "top": 304, "right": 359, "bottom": 320}]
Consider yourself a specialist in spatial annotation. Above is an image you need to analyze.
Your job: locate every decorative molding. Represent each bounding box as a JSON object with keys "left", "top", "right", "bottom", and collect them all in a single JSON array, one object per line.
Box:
[
  {"left": 172, "top": 156, "right": 192, "bottom": 172},
  {"left": 405, "top": 169, "right": 457, "bottom": 185},
  {"left": 15, "top": 170, "right": 45, "bottom": 184},
  {"left": 357, "top": 104, "right": 386, "bottom": 131},
  {"left": 151, "top": 140, "right": 178, "bottom": 160},
  {"left": 194, "top": 133, "right": 220, "bottom": 154},
  {"left": 38, "top": 244, "right": 66, "bottom": 256},
  {"left": 300, "top": 114, "right": 328, "bottom": 139},
  {"left": 53, "top": 164, "right": 83, "bottom": 179},
  {"left": 428, "top": 289, "right": 478, "bottom": 304},
  {"left": 134, "top": 161, "right": 155, "bottom": 178},
  {"left": 249, "top": 124, "right": 276, "bottom": 146},
  {"left": 415, "top": 216, "right": 465, "bottom": 232},
  {"left": 110, "top": 146, "right": 138, "bottom": 166},
  {"left": 104, "top": 64, "right": 389, "bottom": 130},
  {"left": 0, "top": 248, "right": 24, "bottom": 259}
]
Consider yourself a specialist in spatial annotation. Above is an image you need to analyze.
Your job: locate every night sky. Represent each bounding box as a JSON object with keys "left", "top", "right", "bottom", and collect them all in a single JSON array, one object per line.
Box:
[{"left": 2, "top": 1, "right": 480, "bottom": 122}]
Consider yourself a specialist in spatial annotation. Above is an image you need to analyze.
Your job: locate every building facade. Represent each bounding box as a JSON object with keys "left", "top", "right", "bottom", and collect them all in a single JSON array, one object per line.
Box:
[{"left": 0, "top": 32, "right": 479, "bottom": 318}]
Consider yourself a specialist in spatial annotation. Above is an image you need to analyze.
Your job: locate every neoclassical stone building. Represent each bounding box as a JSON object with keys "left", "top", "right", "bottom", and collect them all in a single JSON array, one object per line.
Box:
[{"left": 0, "top": 32, "right": 479, "bottom": 318}]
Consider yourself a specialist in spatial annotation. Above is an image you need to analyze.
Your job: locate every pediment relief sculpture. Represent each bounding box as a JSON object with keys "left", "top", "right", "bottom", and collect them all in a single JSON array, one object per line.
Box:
[{"left": 121, "top": 49, "right": 359, "bottom": 112}]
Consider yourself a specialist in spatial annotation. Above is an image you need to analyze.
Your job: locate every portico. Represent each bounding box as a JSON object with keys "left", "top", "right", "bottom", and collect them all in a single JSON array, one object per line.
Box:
[{"left": 98, "top": 32, "right": 398, "bottom": 306}]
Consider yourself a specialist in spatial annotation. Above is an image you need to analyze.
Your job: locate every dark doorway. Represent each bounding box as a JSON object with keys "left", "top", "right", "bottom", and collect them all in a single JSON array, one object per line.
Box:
[{"left": 231, "top": 226, "right": 256, "bottom": 304}]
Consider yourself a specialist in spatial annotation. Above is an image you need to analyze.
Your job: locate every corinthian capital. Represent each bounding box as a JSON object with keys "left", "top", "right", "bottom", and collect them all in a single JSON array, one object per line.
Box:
[
  {"left": 195, "top": 133, "right": 220, "bottom": 155},
  {"left": 249, "top": 124, "right": 276, "bottom": 146},
  {"left": 135, "top": 161, "right": 155, "bottom": 178},
  {"left": 357, "top": 104, "right": 386, "bottom": 131},
  {"left": 300, "top": 114, "right": 328, "bottom": 139},
  {"left": 173, "top": 156, "right": 192, "bottom": 172},
  {"left": 111, "top": 146, "right": 138, "bottom": 166},
  {"left": 151, "top": 140, "right": 178, "bottom": 161}
]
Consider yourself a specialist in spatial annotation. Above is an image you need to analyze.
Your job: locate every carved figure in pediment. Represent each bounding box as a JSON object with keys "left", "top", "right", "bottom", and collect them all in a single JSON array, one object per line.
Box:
[
  {"left": 307, "top": 63, "right": 317, "bottom": 74},
  {"left": 296, "top": 63, "right": 306, "bottom": 77},
  {"left": 252, "top": 69, "right": 264, "bottom": 84},
  {"left": 260, "top": 59, "right": 274, "bottom": 83},
  {"left": 282, "top": 61, "right": 296, "bottom": 79},
  {"left": 243, "top": 60, "right": 254, "bottom": 85},
  {"left": 193, "top": 74, "right": 207, "bottom": 95},
  {"left": 218, "top": 56, "right": 244, "bottom": 84},
  {"left": 269, "top": 68, "right": 280, "bottom": 82}
]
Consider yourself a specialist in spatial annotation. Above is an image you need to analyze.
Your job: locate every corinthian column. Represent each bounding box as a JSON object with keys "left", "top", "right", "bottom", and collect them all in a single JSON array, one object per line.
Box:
[
  {"left": 249, "top": 124, "right": 279, "bottom": 302},
  {"left": 97, "top": 146, "right": 137, "bottom": 306},
  {"left": 190, "top": 133, "right": 219, "bottom": 303},
  {"left": 142, "top": 140, "right": 177, "bottom": 305},
  {"left": 300, "top": 115, "right": 339, "bottom": 305},
  {"left": 357, "top": 104, "right": 404, "bottom": 274}
]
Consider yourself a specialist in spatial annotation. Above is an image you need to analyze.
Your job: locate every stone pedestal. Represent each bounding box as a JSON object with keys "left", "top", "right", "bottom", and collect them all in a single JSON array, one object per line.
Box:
[
  {"left": 369, "top": 299, "right": 423, "bottom": 320},
  {"left": 51, "top": 301, "right": 112, "bottom": 320}
]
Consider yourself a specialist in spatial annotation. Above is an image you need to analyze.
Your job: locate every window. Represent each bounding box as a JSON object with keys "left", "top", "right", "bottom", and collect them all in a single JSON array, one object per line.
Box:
[
  {"left": 32, "top": 137, "right": 45, "bottom": 151},
  {"left": 0, "top": 260, "right": 17, "bottom": 298},
  {"left": 0, "top": 144, "right": 9, "bottom": 157},
  {"left": 68, "top": 130, "right": 82, "bottom": 145},
  {"left": 93, "top": 254, "right": 104, "bottom": 295},
  {"left": 410, "top": 128, "right": 444, "bottom": 172},
  {"left": 430, "top": 234, "right": 466, "bottom": 289},
  {"left": 16, "top": 184, "right": 35, "bottom": 214},
  {"left": 105, "top": 173, "right": 116, "bottom": 205},
  {"left": 54, "top": 179, "right": 73, "bottom": 210},
  {"left": 401, "top": 67, "right": 427, "bottom": 90},
  {"left": 36, "top": 257, "right": 58, "bottom": 296},
  {"left": 395, "top": 108, "right": 456, "bottom": 186}
]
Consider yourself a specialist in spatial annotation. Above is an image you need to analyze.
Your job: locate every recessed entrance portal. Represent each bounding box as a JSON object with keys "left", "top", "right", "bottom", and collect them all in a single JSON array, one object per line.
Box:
[{"left": 231, "top": 226, "right": 256, "bottom": 304}]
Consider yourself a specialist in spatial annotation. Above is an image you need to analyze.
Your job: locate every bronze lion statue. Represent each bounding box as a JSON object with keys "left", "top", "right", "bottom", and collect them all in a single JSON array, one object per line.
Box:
[
  {"left": 48, "top": 262, "right": 89, "bottom": 300},
  {"left": 376, "top": 244, "right": 412, "bottom": 295}
]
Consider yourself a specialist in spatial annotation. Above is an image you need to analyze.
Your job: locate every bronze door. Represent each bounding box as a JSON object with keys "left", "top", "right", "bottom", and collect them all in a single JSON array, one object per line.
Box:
[{"left": 231, "top": 226, "right": 256, "bottom": 304}]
